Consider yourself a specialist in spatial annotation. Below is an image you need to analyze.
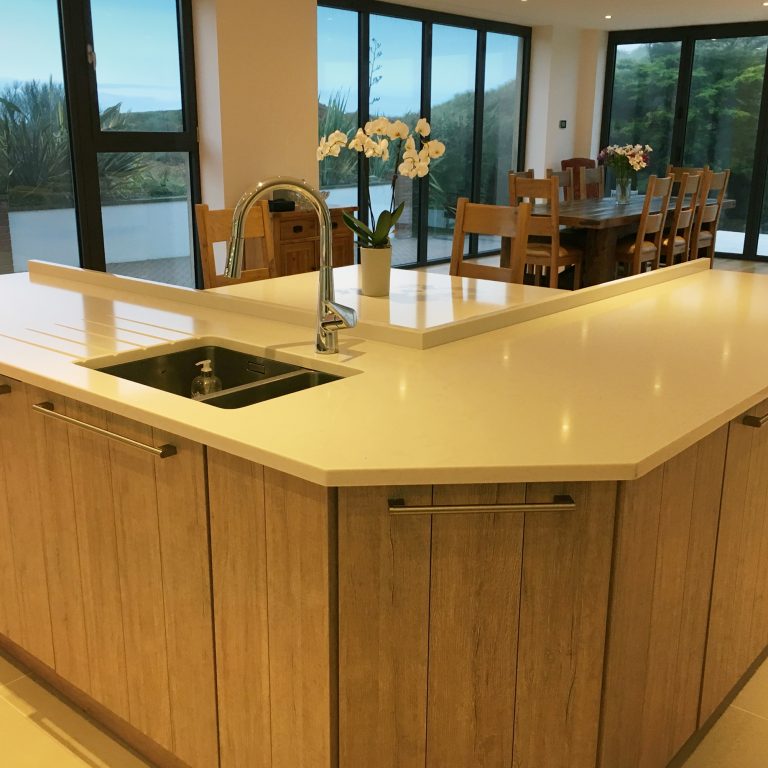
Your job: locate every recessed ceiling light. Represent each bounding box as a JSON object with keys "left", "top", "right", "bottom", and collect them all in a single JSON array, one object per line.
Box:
[{"left": 605, "top": 14, "right": 612, "bottom": 18}]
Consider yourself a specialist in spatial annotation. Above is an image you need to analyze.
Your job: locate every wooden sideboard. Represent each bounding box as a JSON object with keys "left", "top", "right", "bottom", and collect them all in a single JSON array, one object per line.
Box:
[{"left": 270, "top": 206, "right": 355, "bottom": 276}]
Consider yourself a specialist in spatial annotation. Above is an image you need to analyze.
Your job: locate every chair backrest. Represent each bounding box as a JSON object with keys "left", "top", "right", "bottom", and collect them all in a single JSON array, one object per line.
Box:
[
  {"left": 507, "top": 169, "right": 534, "bottom": 203},
  {"left": 546, "top": 167, "right": 574, "bottom": 202},
  {"left": 666, "top": 164, "right": 709, "bottom": 182},
  {"left": 632, "top": 175, "right": 674, "bottom": 266},
  {"left": 195, "top": 202, "right": 277, "bottom": 289},
  {"left": 449, "top": 198, "right": 531, "bottom": 284},
  {"left": 578, "top": 166, "right": 605, "bottom": 200},
  {"left": 509, "top": 175, "right": 560, "bottom": 241},
  {"left": 561, "top": 157, "right": 596, "bottom": 199},
  {"left": 663, "top": 172, "right": 701, "bottom": 263},
  {"left": 691, "top": 169, "right": 730, "bottom": 250}
]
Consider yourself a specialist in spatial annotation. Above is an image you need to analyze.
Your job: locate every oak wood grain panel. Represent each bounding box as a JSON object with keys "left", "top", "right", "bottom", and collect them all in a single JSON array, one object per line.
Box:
[
  {"left": 105, "top": 411, "right": 173, "bottom": 752},
  {"left": 0, "top": 381, "right": 54, "bottom": 664},
  {"left": 264, "top": 467, "right": 335, "bottom": 768},
  {"left": 27, "top": 386, "right": 90, "bottom": 692},
  {"left": 426, "top": 484, "right": 524, "bottom": 768},
  {"left": 670, "top": 428, "right": 728, "bottom": 750},
  {"left": 0, "top": 376, "right": 21, "bottom": 642},
  {"left": 514, "top": 481, "right": 616, "bottom": 768},
  {"left": 639, "top": 430, "right": 726, "bottom": 766},
  {"left": 600, "top": 428, "right": 727, "bottom": 768},
  {"left": 599, "top": 467, "right": 664, "bottom": 767},
  {"left": 65, "top": 399, "right": 129, "bottom": 720},
  {"left": 153, "top": 427, "right": 219, "bottom": 768},
  {"left": 208, "top": 448, "right": 271, "bottom": 768},
  {"left": 702, "top": 401, "right": 768, "bottom": 721},
  {"left": 338, "top": 485, "right": 431, "bottom": 768}
]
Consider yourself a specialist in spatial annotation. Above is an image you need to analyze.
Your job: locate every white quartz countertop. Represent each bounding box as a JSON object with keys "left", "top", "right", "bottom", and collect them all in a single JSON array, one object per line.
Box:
[{"left": 0, "top": 260, "right": 765, "bottom": 487}]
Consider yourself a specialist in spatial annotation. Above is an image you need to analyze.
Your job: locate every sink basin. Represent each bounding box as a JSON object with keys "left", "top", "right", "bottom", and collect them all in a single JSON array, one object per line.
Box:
[{"left": 93, "top": 344, "right": 341, "bottom": 407}]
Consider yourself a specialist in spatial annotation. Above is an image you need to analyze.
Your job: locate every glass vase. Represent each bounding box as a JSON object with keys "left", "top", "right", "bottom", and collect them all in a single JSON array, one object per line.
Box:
[{"left": 615, "top": 174, "right": 631, "bottom": 205}]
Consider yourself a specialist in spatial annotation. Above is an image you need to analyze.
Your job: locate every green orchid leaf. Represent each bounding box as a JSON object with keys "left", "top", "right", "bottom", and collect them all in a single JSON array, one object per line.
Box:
[
  {"left": 342, "top": 212, "right": 375, "bottom": 246},
  {"left": 389, "top": 201, "right": 405, "bottom": 226},
  {"left": 372, "top": 211, "right": 393, "bottom": 244}
]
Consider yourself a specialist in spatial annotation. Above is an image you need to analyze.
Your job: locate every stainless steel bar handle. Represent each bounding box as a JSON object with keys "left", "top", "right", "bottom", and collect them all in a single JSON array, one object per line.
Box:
[
  {"left": 32, "top": 402, "right": 177, "bottom": 459},
  {"left": 0, "top": 384, "right": 10, "bottom": 395},
  {"left": 742, "top": 412, "right": 768, "bottom": 428},
  {"left": 389, "top": 495, "right": 575, "bottom": 516}
]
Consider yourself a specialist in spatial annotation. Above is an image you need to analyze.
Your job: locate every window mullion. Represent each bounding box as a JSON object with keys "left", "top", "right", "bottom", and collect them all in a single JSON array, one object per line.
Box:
[
  {"left": 669, "top": 36, "right": 695, "bottom": 166},
  {"left": 58, "top": 0, "right": 106, "bottom": 271},
  {"left": 416, "top": 21, "right": 431, "bottom": 266}
]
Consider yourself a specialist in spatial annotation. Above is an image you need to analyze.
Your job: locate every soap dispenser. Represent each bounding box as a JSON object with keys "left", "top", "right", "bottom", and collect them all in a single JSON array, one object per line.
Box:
[{"left": 191, "top": 359, "right": 222, "bottom": 400}]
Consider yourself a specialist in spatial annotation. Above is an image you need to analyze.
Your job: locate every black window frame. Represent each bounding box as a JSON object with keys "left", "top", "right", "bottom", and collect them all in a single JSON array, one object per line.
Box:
[
  {"left": 319, "top": 0, "right": 531, "bottom": 267},
  {"left": 601, "top": 21, "right": 768, "bottom": 261},
  {"left": 58, "top": 0, "right": 202, "bottom": 283}
]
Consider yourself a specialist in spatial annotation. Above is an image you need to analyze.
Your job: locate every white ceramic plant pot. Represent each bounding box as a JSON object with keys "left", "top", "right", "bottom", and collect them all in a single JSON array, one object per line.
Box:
[{"left": 359, "top": 245, "right": 392, "bottom": 297}]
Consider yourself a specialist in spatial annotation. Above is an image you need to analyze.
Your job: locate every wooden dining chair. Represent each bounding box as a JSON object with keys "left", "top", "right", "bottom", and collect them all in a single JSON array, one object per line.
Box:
[
  {"left": 562, "top": 157, "right": 596, "bottom": 200},
  {"left": 666, "top": 164, "right": 709, "bottom": 182},
  {"left": 449, "top": 198, "right": 531, "bottom": 284},
  {"left": 690, "top": 169, "right": 730, "bottom": 265},
  {"left": 195, "top": 201, "right": 277, "bottom": 288},
  {"left": 612, "top": 175, "right": 674, "bottom": 276},
  {"left": 509, "top": 175, "right": 583, "bottom": 289},
  {"left": 661, "top": 172, "right": 701, "bottom": 267},
  {"left": 578, "top": 166, "right": 606, "bottom": 200},
  {"left": 546, "top": 167, "right": 574, "bottom": 203}
]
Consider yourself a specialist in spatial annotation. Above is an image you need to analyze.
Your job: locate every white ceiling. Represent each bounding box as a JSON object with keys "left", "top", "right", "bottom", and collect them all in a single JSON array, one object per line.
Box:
[{"left": 388, "top": 0, "right": 768, "bottom": 31}]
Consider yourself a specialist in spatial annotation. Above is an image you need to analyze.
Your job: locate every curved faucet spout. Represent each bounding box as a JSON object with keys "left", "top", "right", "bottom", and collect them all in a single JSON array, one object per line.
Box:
[{"left": 226, "top": 177, "right": 357, "bottom": 354}]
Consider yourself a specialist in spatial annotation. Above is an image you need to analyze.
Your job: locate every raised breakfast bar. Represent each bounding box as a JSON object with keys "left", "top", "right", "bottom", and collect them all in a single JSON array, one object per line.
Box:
[{"left": 1, "top": 259, "right": 768, "bottom": 768}]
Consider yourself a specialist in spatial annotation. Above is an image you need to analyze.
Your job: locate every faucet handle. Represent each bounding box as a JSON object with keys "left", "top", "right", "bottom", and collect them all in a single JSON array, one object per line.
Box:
[{"left": 321, "top": 300, "right": 357, "bottom": 331}]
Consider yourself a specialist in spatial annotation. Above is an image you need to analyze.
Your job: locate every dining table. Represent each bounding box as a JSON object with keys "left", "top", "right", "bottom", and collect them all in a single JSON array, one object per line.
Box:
[{"left": 526, "top": 195, "right": 736, "bottom": 287}]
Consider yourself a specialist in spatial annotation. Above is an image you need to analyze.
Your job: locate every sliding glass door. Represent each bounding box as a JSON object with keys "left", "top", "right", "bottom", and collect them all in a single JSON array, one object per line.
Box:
[
  {"left": 317, "top": 1, "right": 530, "bottom": 267},
  {"left": 0, "top": 0, "right": 200, "bottom": 285},
  {"left": 0, "top": 0, "right": 81, "bottom": 274},
  {"left": 602, "top": 23, "right": 768, "bottom": 260}
]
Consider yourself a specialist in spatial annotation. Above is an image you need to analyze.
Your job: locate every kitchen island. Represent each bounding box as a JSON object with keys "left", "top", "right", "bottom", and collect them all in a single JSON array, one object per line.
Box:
[{"left": 1, "top": 259, "right": 767, "bottom": 768}]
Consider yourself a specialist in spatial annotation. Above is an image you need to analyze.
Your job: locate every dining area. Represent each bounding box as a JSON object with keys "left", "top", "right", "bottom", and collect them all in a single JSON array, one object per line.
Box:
[{"left": 449, "top": 154, "right": 732, "bottom": 291}]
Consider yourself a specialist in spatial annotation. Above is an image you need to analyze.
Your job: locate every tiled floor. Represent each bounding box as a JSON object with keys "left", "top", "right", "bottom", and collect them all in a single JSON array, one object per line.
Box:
[
  {"left": 0, "top": 652, "right": 149, "bottom": 767},
  {"left": 2, "top": 642, "right": 768, "bottom": 767},
  {"left": 681, "top": 660, "right": 768, "bottom": 767}
]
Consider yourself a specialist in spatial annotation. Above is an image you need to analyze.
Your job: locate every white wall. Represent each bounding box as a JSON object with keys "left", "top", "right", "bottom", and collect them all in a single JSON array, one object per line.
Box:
[
  {"left": 525, "top": 25, "right": 607, "bottom": 173},
  {"left": 192, "top": 0, "right": 319, "bottom": 208}
]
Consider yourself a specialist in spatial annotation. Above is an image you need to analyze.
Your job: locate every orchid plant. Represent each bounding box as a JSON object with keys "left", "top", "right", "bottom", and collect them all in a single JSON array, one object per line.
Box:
[{"left": 317, "top": 116, "right": 446, "bottom": 249}]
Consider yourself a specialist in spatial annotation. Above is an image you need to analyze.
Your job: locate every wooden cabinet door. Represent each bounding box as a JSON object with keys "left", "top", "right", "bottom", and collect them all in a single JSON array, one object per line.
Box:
[
  {"left": 338, "top": 481, "right": 616, "bottom": 768},
  {"left": 28, "top": 390, "right": 218, "bottom": 768},
  {"left": 599, "top": 426, "right": 728, "bottom": 768},
  {"left": 208, "top": 450, "right": 336, "bottom": 768},
  {"left": 282, "top": 241, "right": 318, "bottom": 275},
  {"left": 0, "top": 377, "right": 54, "bottom": 666},
  {"left": 702, "top": 398, "right": 768, "bottom": 722},
  {"left": 331, "top": 234, "right": 354, "bottom": 267}
]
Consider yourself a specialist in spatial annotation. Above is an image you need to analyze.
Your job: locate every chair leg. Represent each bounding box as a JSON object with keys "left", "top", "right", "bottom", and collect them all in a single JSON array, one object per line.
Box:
[
  {"left": 548, "top": 264, "right": 558, "bottom": 289},
  {"left": 573, "top": 260, "right": 582, "bottom": 291}
]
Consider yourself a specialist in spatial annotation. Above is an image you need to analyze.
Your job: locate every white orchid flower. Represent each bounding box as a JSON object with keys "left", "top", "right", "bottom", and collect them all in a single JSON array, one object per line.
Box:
[
  {"left": 328, "top": 129, "right": 348, "bottom": 146},
  {"left": 386, "top": 120, "right": 409, "bottom": 140},
  {"left": 415, "top": 159, "right": 430, "bottom": 177},
  {"left": 348, "top": 128, "right": 366, "bottom": 152},
  {"left": 405, "top": 135, "right": 416, "bottom": 151},
  {"left": 425, "top": 139, "right": 446, "bottom": 159},
  {"left": 316, "top": 136, "right": 331, "bottom": 160},
  {"left": 418, "top": 147, "right": 430, "bottom": 163},
  {"left": 398, "top": 158, "right": 417, "bottom": 178},
  {"left": 415, "top": 118, "right": 431, "bottom": 137},
  {"left": 365, "top": 116, "right": 390, "bottom": 136}
]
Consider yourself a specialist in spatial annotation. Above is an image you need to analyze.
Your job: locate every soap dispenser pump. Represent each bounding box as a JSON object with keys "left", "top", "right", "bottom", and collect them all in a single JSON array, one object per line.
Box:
[{"left": 191, "top": 359, "right": 222, "bottom": 400}]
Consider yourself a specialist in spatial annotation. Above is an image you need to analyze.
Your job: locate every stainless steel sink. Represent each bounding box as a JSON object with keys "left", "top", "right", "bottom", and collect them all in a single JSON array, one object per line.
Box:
[{"left": 94, "top": 344, "right": 342, "bottom": 408}]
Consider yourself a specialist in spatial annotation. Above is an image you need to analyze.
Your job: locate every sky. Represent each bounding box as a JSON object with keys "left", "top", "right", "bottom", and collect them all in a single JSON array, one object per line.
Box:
[
  {"left": 317, "top": 7, "right": 521, "bottom": 117},
  {"left": 0, "top": 0, "right": 181, "bottom": 112}
]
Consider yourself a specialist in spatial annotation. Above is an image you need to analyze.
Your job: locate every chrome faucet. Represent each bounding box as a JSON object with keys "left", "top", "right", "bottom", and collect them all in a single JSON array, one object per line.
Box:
[{"left": 225, "top": 176, "right": 357, "bottom": 354}]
